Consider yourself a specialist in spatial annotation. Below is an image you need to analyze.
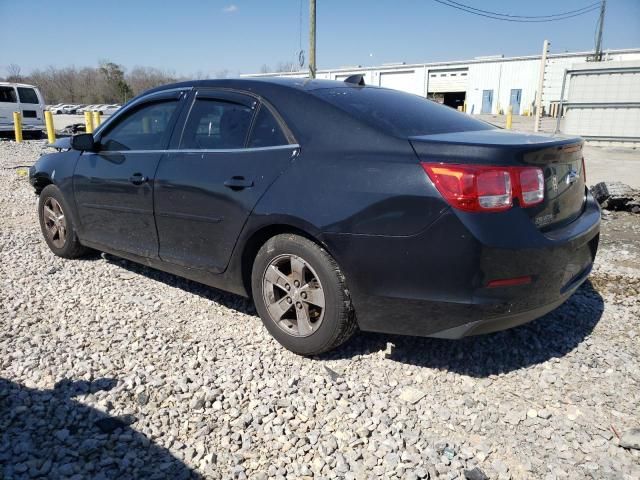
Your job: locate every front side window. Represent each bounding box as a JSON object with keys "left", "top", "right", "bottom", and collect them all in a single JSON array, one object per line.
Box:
[
  {"left": 17, "top": 87, "right": 39, "bottom": 104},
  {"left": 0, "top": 86, "right": 17, "bottom": 103},
  {"left": 100, "top": 100, "right": 178, "bottom": 151},
  {"left": 248, "top": 106, "right": 288, "bottom": 148},
  {"left": 181, "top": 98, "right": 253, "bottom": 150}
]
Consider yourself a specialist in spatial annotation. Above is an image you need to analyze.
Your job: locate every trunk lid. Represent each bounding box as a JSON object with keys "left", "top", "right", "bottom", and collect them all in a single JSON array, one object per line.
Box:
[{"left": 410, "top": 129, "right": 586, "bottom": 231}]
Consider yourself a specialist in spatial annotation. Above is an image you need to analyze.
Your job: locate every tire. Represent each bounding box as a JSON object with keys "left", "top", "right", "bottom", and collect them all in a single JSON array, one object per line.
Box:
[
  {"left": 38, "top": 184, "right": 89, "bottom": 259},
  {"left": 251, "top": 233, "right": 357, "bottom": 355}
]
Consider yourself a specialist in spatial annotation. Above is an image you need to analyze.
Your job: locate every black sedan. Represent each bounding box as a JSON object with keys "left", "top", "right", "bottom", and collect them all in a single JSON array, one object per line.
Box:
[{"left": 29, "top": 77, "right": 600, "bottom": 355}]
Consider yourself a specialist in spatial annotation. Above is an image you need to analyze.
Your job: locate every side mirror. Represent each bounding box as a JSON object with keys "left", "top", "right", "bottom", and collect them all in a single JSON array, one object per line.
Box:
[{"left": 70, "top": 133, "right": 96, "bottom": 152}]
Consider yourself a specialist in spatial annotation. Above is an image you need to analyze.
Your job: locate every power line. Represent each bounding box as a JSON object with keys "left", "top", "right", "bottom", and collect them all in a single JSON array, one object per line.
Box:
[
  {"left": 439, "top": 0, "right": 600, "bottom": 19},
  {"left": 432, "top": 0, "right": 600, "bottom": 22}
]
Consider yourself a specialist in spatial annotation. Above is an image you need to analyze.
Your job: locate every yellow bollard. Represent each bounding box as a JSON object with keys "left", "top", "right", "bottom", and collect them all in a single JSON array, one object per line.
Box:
[
  {"left": 13, "top": 111, "right": 23, "bottom": 143},
  {"left": 84, "top": 111, "right": 94, "bottom": 134},
  {"left": 463, "top": 101, "right": 467, "bottom": 113},
  {"left": 44, "top": 110, "right": 56, "bottom": 144},
  {"left": 506, "top": 105, "right": 513, "bottom": 130},
  {"left": 92, "top": 110, "right": 101, "bottom": 129}
]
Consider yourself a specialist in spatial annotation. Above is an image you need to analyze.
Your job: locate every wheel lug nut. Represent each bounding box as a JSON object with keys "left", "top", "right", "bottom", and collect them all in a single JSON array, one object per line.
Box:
[
  {"left": 287, "top": 297, "right": 293, "bottom": 304},
  {"left": 294, "top": 280, "right": 300, "bottom": 287},
  {"left": 296, "top": 302, "right": 302, "bottom": 309},
  {"left": 301, "top": 292, "right": 307, "bottom": 299},
  {"left": 285, "top": 284, "right": 290, "bottom": 290}
]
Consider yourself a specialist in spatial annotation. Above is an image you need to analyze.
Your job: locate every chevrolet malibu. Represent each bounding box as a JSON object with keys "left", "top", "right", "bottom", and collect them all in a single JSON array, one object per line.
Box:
[{"left": 29, "top": 78, "right": 600, "bottom": 355}]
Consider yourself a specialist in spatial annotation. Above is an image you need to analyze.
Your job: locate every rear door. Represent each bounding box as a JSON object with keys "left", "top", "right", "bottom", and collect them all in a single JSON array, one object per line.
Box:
[
  {"left": 16, "top": 86, "right": 44, "bottom": 128},
  {"left": 154, "top": 89, "right": 298, "bottom": 272}
]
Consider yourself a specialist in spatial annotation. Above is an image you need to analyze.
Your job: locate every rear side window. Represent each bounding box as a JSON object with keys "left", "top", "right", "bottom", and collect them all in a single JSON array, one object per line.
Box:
[
  {"left": 100, "top": 100, "right": 178, "bottom": 151},
  {"left": 312, "top": 87, "right": 494, "bottom": 137},
  {"left": 181, "top": 99, "right": 253, "bottom": 150},
  {"left": 248, "top": 106, "right": 288, "bottom": 148},
  {"left": 0, "top": 86, "right": 17, "bottom": 103},
  {"left": 17, "top": 87, "right": 39, "bottom": 104}
]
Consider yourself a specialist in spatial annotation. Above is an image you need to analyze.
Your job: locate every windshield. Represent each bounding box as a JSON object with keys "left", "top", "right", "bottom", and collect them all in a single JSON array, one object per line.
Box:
[{"left": 312, "top": 87, "right": 495, "bottom": 137}]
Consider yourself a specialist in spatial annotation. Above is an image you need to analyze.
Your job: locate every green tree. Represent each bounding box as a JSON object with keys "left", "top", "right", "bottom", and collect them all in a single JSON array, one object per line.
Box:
[{"left": 99, "top": 61, "right": 133, "bottom": 103}]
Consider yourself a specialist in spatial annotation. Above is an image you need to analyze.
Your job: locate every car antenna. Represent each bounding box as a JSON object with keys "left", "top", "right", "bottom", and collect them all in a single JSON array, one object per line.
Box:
[{"left": 343, "top": 74, "right": 365, "bottom": 86}]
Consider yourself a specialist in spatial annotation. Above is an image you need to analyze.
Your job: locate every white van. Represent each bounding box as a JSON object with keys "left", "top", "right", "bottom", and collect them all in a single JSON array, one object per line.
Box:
[{"left": 0, "top": 82, "right": 46, "bottom": 134}]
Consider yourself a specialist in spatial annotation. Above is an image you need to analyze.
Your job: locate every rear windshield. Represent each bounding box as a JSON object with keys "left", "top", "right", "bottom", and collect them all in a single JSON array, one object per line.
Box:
[
  {"left": 0, "top": 86, "right": 17, "bottom": 103},
  {"left": 312, "top": 87, "right": 494, "bottom": 137},
  {"left": 17, "top": 87, "right": 39, "bottom": 104}
]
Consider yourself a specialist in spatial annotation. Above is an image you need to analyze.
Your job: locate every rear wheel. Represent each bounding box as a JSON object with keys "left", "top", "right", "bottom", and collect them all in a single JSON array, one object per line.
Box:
[
  {"left": 38, "top": 184, "right": 89, "bottom": 259},
  {"left": 251, "top": 234, "right": 357, "bottom": 355}
]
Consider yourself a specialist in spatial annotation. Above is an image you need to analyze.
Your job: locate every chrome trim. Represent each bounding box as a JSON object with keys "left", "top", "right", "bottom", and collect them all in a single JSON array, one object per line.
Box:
[{"left": 95, "top": 144, "right": 300, "bottom": 155}]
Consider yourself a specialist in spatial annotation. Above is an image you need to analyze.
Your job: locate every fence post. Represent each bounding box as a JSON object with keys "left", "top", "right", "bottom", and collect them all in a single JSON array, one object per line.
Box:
[
  {"left": 92, "top": 111, "right": 101, "bottom": 129},
  {"left": 44, "top": 110, "right": 56, "bottom": 144},
  {"left": 13, "top": 112, "right": 23, "bottom": 143},
  {"left": 84, "top": 111, "right": 94, "bottom": 133},
  {"left": 506, "top": 105, "right": 513, "bottom": 130}
]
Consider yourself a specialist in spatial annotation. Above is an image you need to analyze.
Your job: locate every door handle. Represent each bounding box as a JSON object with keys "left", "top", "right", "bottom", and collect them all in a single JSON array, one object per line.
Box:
[
  {"left": 224, "top": 176, "right": 254, "bottom": 190},
  {"left": 129, "top": 173, "right": 148, "bottom": 185}
]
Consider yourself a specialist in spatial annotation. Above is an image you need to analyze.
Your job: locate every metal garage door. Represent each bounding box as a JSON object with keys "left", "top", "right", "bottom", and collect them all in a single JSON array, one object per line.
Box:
[
  {"left": 427, "top": 68, "right": 468, "bottom": 93},
  {"left": 379, "top": 70, "right": 421, "bottom": 95}
]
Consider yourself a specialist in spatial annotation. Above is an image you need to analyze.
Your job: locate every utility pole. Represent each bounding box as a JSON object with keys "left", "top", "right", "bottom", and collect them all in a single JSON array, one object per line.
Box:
[
  {"left": 309, "top": 0, "right": 316, "bottom": 78},
  {"left": 534, "top": 39, "right": 550, "bottom": 133},
  {"left": 594, "top": 0, "right": 606, "bottom": 61}
]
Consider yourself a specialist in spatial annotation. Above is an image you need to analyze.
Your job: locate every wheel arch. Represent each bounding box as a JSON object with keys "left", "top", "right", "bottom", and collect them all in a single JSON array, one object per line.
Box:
[
  {"left": 31, "top": 173, "right": 54, "bottom": 195},
  {"left": 239, "top": 221, "right": 334, "bottom": 297}
]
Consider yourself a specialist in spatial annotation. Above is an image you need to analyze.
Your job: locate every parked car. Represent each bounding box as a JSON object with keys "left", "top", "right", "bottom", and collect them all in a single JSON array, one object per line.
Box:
[
  {"left": 0, "top": 82, "right": 46, "bottom": 134},
  {"left": 64, "top": 104, "right": 85, "bottom": 114},
  {"left": 28, "top": 78, "right": 600, "bottom": 355},
  {"left": 101, "top": 104, "right": 121, "bottom": 115}
]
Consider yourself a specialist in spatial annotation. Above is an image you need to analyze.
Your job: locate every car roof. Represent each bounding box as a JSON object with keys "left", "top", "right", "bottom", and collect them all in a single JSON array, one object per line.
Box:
[
  {"left": 143, "top": 77, "right": 367, "bottom": 97},
  {"left": 0, "top": 81, "right": 40, "bottom": 89}
]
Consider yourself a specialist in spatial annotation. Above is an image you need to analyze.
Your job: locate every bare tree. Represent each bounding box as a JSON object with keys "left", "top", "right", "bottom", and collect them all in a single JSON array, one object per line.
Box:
[
  {"left": 6, "top": 64, "right": 22, "bottom": 82},
  {"left": 275, "top": 61, "right": 296, "bottom": 73}
]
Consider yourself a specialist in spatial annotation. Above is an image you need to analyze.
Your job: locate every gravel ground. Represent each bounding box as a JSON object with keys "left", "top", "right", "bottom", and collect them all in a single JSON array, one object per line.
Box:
[{"left": 1, "top": 139, "right": 639, "bottom": 480}]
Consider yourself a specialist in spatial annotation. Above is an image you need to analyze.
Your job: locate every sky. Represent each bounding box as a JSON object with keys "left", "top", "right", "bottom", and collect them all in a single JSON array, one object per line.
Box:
[{"left": 0, "top": 0, "right": 639, "bottom": 77}]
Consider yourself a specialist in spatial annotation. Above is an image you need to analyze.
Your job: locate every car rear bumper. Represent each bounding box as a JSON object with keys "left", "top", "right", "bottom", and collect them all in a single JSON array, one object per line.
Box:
[{"left": 322, "top": 189, "right": 600, "bottom": 338}]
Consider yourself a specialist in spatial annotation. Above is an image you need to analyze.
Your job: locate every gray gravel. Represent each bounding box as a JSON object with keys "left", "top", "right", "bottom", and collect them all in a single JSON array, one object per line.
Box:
[{"left": 1, "top": 139, "right": 640, "bottom": 479}]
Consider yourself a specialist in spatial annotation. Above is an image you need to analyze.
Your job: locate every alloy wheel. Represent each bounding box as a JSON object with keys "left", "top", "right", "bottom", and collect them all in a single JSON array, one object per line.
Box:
[
  {"left": 42, "top": 197, "right": 67, "bottom": 249},
  {"left": 262, "top": 254, "right": 326, "bottom": 337}
]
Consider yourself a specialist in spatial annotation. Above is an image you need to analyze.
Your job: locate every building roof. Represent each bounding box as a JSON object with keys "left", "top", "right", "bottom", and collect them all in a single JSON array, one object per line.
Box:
[{"left": 244, "top": 47, "right": 640, "bottom": 77}]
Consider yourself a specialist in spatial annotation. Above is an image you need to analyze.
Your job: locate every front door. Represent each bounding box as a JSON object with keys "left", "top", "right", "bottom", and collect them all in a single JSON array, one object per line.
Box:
[
  {"left": 73, "top": 91, "right": 185, "bottom": 257},
  {"left": 481, "top": 90, "right": 493, "bottom": 114},
  {"left": 154, "top": 90, "right": 298, "bottom": 272},
  {"left": 509, "top": 89, "right": 522, "bottom": 115}
]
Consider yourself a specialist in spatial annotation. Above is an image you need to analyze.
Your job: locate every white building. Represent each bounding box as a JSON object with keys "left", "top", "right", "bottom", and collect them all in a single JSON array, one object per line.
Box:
[{"left": 244, "top": 48, "right": 640, "bottom": 117}]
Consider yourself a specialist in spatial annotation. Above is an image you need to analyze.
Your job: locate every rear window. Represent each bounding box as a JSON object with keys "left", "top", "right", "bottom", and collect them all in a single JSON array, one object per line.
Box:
[
  {"left": 0, "top": 86, "right": 17, "bottom": 103},
  {"left": 17, "top": 87, "right": 39, "bottom": 104},
  {"left": 312, "top": 87, "right": 494, "bottom": 137}
]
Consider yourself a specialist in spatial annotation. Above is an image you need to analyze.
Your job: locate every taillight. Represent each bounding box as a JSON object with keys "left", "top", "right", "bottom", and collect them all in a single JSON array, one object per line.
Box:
[
  {"left": 518, "top": 168, "right": 544, "bottom": 206},
  {"left": 421, "top": 163, "right": 544, "bottom": 212}
]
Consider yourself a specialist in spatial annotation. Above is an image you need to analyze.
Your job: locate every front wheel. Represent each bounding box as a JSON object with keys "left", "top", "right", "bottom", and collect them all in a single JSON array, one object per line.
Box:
[
  {"left": 251, "top": 234, "right": 357, "bottom": 355},
  {"left": 38, "top": 184, "right": 89, "bottom": 259}
]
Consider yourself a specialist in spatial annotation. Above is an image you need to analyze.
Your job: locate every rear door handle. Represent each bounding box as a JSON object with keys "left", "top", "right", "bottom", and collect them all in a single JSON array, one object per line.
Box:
[
  {"left": 224, "top": 176, "right": 254, "bottom": 190},
  {"left": 129, "top": 173, "right": 148, "bottom": 185}
]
